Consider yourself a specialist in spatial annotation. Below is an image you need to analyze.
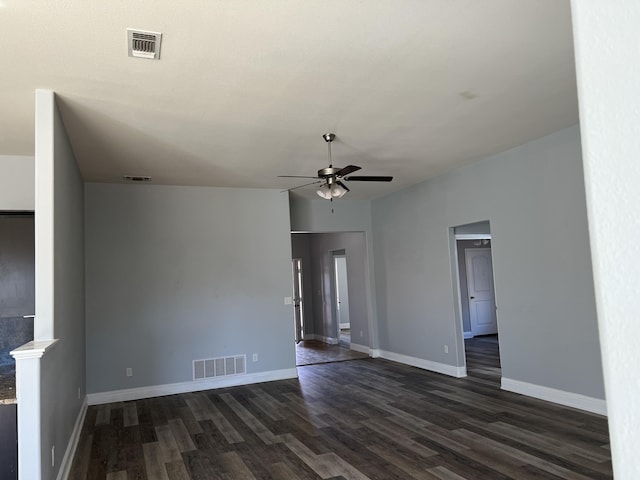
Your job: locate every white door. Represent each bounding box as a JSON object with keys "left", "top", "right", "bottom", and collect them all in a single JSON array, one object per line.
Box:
[
  {"left": 465, "top": 248, "right": 498, "bottom": 336},
  {"left": 334, "top": 256, "right": 350, "bottom": 329},
  {"left": 292, "top": 259, "right": 304, "bottom": 343}
]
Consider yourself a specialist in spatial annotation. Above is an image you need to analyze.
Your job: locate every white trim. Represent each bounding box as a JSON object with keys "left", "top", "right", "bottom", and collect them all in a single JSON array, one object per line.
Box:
[
  {"left": 501, "top": 377, "right": 607, "bottom": 416},
  {"left": 10, "top": 339, "right": 59, "bottom": 360},
  {"left": 349, "top": 343, "right": 370, "bottom": 355},
  {"left": 57, "top": 397, "right": 87, "bottom": 480},
  {"left": 463, "top": 331, "right": 474, "bottom": 339},
  {"left": 375, "top": 349, "right": 467, "bottom": 378},
  {"left": 87, "top": 368, "right": 298, "bottom": 405},
  {"left": 455, "top": 233, "right": 492, "bottom": 240}
]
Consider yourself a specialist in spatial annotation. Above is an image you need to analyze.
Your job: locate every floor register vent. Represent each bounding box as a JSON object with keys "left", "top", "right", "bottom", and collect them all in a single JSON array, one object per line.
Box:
[{"left": 193, "top": 355, "right": 246, "bottom": 380}]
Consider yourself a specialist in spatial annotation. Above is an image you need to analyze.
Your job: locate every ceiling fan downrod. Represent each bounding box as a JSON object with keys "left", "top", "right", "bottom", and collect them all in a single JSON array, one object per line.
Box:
[{"left": 323, "top": 133, "right": 335, "bottom": 167}]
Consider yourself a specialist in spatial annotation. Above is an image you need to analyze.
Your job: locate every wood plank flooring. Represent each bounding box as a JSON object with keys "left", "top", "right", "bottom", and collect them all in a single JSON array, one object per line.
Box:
[
  {"left": 69, "top": 339, "right": 612, "bottom": 479},
  {"left": 295, "top": 340, "right": 369, "bottom": 366}
]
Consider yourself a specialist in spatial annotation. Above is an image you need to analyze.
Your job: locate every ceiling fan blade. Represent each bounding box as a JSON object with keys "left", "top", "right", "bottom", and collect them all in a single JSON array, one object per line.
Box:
[
  {"left": 280, "top": 180, "right": 322, "bottom": 193},
  {"left": 278, "top": 175, "right": 320, "bottom": 179},
  {"left": 334, "top": 165, "right": 361, "bottom": 177},
  {"left": 336, "top": 180, "right": 350, "bottom": 192},
  {"left": 344, "top": 175, "right": 393, "bottom": 182}
]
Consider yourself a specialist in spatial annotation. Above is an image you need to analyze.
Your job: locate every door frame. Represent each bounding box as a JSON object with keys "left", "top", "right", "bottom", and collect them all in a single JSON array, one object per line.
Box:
[
  {"left": 292, "top": 258, "right": 305, "bottom": 343},
  {"left": 329, "top": 250, "right": 347, "bottom": 343},
  {"left": 448, "top": 228, "right": 502, "bottom": 378}
]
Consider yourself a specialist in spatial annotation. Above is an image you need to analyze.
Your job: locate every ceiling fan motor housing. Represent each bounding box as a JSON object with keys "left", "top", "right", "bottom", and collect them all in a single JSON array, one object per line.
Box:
[{"left": 317, "top": 167, "right": 341, "bottom": 179}]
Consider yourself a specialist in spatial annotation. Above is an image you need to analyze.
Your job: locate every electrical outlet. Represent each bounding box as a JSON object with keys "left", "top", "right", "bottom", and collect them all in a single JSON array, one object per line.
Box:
[
  {"left": 51, "top": 445, "right": 55, "bottom": 467},
  {"left": 77, "top": 387, "right": 81, "bottom": 400},
  {"left": 444, "top": 345, "right": 449, "bottom": 354},
  {"left": 126, "top": 367, "right": 133, "bottom": 377},
  {"left": 360, "top": 330, "right": 363, "bottom": 337},
  {"left": 252, "top": 353, "right": 258, "bottom": 362},
  {"left": 284, "top": 296, "right": 293, "bottom": 305}
]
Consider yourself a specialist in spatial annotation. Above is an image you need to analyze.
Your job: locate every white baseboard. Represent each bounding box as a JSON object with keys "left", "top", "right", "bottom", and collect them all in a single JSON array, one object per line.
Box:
[
  {"left": 306, "top": 334, "right": 339, "bottom": 345},
  {"left": 349, "top": 342, "right": 370, "bottom": 355},
  {"left": 373, "top": 349, "right": 466, "bottom": 378},
  {"left": 87, "top": 368, "right": 298, "bottom": 405},
  {"left": 57, "top": 397, "right": 88, "bottom": 480},
  {"left": 501, "top": 377, "right": 607, "bottom": 416},
  {"left": 463, "top": 331, "right": 474, "bottom": 339}
]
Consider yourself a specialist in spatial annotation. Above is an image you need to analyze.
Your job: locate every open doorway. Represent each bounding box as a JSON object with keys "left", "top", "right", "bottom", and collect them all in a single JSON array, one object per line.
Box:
[
  {"left": 291, "top": 232, "right": 370, "bottom": 366},
  {"left": 0, "top": 212, "right": 34, "bottom": 478},
  {"left": 453, "top": 222, "right": 501, "bottom": 385},
  {"left": 333, "top": 252, "right": 351, "bottom": 348},
  {"left": 292, "top": 258, "right": 305, "bottom": 343},
  {"left": 0, "top": 213, "right": 35, "bottom": 392}
]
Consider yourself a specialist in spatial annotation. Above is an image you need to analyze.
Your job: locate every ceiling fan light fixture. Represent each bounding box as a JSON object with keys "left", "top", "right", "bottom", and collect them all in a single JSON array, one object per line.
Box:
[
  {"left": 316, "top": 181, "right": 348, "bottom": 200},
  {"left": 280, "top": 132, "right": 392, "bottom": 197},
  {"left": 330, "top": 183, "right": 348, "bottom": 198},
  {"left": 316, "top": 184, "right": 333, "bottom": 199}
]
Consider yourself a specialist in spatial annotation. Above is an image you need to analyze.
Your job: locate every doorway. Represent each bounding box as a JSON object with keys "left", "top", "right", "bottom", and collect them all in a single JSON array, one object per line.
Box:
[
  {"left": 452, "top": 222, "right": 502, "bottom": 385},
  {"left": 0, "top": 212, "right": 35, "bottom": 478},
  {"left": 291, "top": 232, "right": 370, "bottom": 366},
  {"left": 292, "top": 258, "right": 304, "bottom": 343},
  {"left": 0, "top": 213, "right": 35, "bottom": 390},
  {"left": 333, "top": 253, "right": 351, "bottom": 348}
]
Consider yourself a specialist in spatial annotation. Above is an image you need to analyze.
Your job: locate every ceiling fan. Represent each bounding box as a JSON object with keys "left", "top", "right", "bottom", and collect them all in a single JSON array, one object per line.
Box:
[{"left": 279, "top": 133, "right": 393, "bottom": 199}]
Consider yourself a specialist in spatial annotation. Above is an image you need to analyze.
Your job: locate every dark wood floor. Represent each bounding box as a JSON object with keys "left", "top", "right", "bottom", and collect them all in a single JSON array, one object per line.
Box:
[
  {"left": 69, "top": 338, "right": 612, "bottom": 479},
  {"left": 296, "top": 340, "right": 369, "bottom": 366}
]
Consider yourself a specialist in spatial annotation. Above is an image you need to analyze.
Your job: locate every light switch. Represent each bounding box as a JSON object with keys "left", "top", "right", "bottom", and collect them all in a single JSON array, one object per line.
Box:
[{"left": 284, "top": 296, "right": 293, "bottom": 305}]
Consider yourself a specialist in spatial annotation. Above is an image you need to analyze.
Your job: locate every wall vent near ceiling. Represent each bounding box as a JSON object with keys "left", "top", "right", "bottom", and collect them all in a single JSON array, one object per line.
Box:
[
  {"left": 193, "top": 355, "right": 246, "bottom": 380},
  {"left": 127, "top": 28, "right": 162, "bottom": 60},
  {"left": 123, "top": 175, "right": 151, "bottom": 182}
]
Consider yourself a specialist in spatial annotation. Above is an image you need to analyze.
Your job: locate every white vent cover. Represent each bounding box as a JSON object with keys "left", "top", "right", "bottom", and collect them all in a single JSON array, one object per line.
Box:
[
  {"left": 127, "top": 28, "right": 162, "bottom": 60},
  {"left": 193, "top": 355, "right": 246, "bottom": 380}
]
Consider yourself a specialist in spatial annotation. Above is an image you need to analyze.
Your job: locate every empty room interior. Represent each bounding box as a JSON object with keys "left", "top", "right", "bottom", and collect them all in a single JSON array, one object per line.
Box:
[{"left": 0, "top": 1, "right": 638, "bottom": 479}]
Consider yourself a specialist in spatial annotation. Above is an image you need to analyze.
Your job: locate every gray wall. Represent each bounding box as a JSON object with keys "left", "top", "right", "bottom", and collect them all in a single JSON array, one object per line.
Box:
[
  {"left": 0, "top": 156, "right": 34, "bottom": 211},
  {"left": 308, "top": 232, "right": 370, "bottom": 347},
  {"left": 85, "top": 184, "right": 294, "bottom": 394},
  {"left": 38, "top": 92, "right": 86, "bottom": 479},
  {"left": 454, "top": 221, "right": 491, "bottom": 235},
  {"left": 371, "top": 125, "right": 605, "bottom": 399},
  {"left": 290, "top": 194, "right": 372, "bottom": 233}
]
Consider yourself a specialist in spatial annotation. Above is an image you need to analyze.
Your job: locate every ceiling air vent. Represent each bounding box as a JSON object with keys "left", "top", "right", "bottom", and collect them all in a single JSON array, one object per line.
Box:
[{"left": 127, "top": 28, "right": 162, "bottom": 60}]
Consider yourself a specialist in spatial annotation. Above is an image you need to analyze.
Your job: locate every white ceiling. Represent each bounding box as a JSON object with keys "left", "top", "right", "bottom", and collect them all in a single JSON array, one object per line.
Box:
[{"left": 0, "top": 0, "right": 578, "bottom": 199}]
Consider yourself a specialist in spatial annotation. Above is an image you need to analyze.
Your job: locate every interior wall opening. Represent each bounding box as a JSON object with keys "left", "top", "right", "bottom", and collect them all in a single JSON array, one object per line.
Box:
[
  {"left": 290, "top": 232, "right": 370, "bottom": 367},
  {"left": 0, "top": 211, "right": 34, "bottom": 477},
  {"left": 451, "top": 220, "right": 502, "bottom": 386}
]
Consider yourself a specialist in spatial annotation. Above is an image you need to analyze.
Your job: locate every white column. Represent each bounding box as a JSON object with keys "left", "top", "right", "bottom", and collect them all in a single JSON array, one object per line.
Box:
[
  {"left": 571, "top": 2, "right": 640, "bottom": 478},
  {"left": 11, "top": 340, "right": 59, "bottom": 480}
]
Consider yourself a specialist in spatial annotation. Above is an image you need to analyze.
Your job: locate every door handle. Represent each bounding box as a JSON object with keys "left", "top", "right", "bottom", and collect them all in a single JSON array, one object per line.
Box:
[{"left": 469, "top": 296, "right": 475, "bottom": 299}]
